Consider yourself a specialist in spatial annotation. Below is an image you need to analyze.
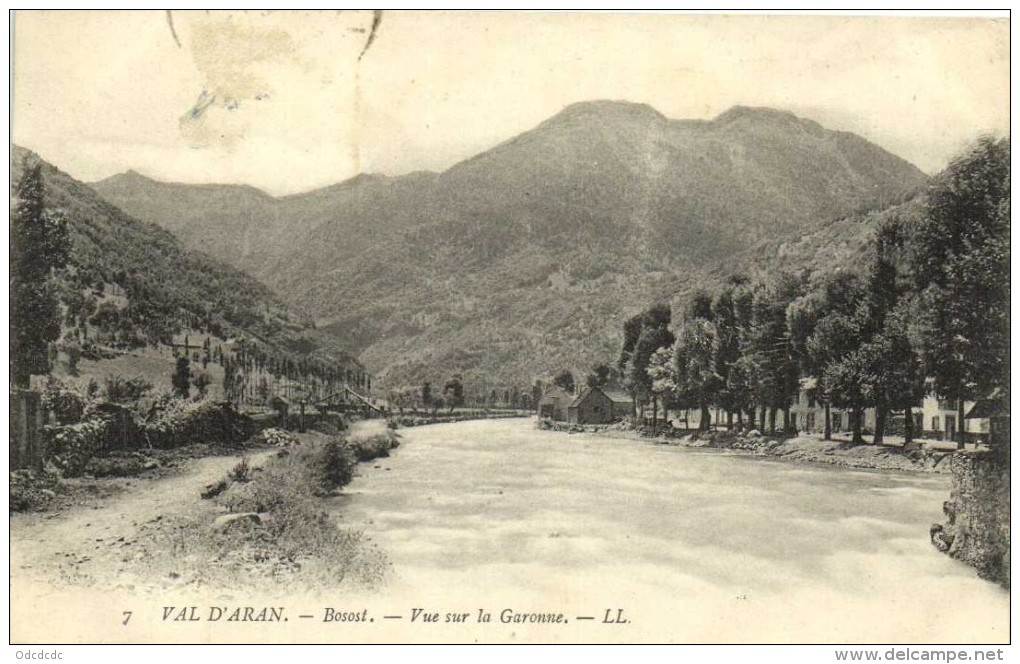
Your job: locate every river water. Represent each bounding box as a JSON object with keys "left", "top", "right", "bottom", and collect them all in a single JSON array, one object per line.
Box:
[{"left": 335, "top": 418, "right": 1008, "bottom": 643}]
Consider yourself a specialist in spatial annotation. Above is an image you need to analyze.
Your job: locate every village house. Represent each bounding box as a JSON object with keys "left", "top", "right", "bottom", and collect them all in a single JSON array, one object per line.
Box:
[
  {"left": 538, "top": 386, "right": 573, "bottom": 421},
  {"left": 566, "top": 386, "right": 633, "bottom": 424},
  {"left": 787, "top": 379, "right": 985, "bottom": 443},
  {"left": 964, "top": 389, "right": 1008, "bottom": 451}
]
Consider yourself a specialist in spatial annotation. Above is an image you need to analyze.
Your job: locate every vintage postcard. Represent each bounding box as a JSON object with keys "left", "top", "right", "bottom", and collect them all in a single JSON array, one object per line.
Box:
[{"left": 8, "top": 10, "right": 1010, "bottom": 647}]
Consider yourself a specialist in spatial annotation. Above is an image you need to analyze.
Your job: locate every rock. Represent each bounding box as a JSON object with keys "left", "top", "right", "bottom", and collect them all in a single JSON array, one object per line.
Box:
[
  {"left": 143, "top": 460, "right": 159, "bottom": 470},
  {"left": 931, "top": 523, "right": 955, "bottom": 553},
  {"left": 746, "top": 429, "right": 762, "bottom": 439},
  {"left": 201, "top": 479, "right": 228, "bottom": 499},
  {"left": 212, "top": 512, "right": 262, "bottom": 531}
]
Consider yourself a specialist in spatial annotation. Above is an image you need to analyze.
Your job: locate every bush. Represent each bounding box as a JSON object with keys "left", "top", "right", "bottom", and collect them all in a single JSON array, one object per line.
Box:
[
  {"left": 43, "top": 418, "right": 110, "bottom": 477},
  {"left": 103, "top": 375, "right": 152, "bottom": 404},
  {"left": 10, "top": 469, "right": 63, "bottom": 511},
  {"left": 221, "top": 436, "right": 358, "bottom": 512},
  {"left": 143, "top": 397, "right": 254, "bottom": 448},
  {"left": 41, "top": 378, "right": 87, "bottom": 425},
  {"left": 347, "top": 430, "right": 400, "bottom": 462},
  {"left": 304, "top": 437, "right": 357, "bottom": 496},
  {"left": 229, "top": 457, "right": 252, "bottom": 483}
]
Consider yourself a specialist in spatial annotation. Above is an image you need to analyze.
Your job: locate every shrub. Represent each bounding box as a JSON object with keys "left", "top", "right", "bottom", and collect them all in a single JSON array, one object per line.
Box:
[
  {"left": 303, "top": 437, "right": 357, "bottom": 496},
  {"left": 43, "top": 418, "right": 110, "bottom": 477},
  {"left": 347, "top": 431, "right": 399, "bottom": 462},
  {"left": 142, "top": 397, "right": 254, "bottom": 448},
  {"left": 10, "top": 469, "right": 63, "bottom": 512},
  {"left": 221, "top": 436, "right": 357, "bottom": 512},
  {"left": 103, "top": 375, "right": 152, "bottom": 404},
  {"left": 63, "top": 341, "right": 82, "bottom": 376},
  {"left": 41, "top": 378, "right": 87, "bottom": 425},
  {"left": 229, "top": 457, "right": 252, "bottom": 483}
]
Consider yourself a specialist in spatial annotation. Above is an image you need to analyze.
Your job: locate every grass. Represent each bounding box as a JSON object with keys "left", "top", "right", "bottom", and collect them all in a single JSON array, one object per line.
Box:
[
  {"left": 135, "top": 432, "right": 391, "bottom": 593},
  {"left": 347, "top": 428, "right": 401, "bottom": 461}
]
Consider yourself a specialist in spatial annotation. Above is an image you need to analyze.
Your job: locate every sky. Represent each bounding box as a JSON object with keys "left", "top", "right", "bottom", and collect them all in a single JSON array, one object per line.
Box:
[{"left": 12, "top": 10, "right": 1011, "bottom": 196}]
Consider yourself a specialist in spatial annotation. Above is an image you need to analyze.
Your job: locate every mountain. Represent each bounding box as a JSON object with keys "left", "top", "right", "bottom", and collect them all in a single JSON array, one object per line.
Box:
[
  {"left": 92, "top": 168, "right": 440, "bottom": 275},
  {"left": 11, "top": 145, "right": 364, "bottom": 377},
  {"left": 88, "top": 101, "right": 929, "bottom": 390}
]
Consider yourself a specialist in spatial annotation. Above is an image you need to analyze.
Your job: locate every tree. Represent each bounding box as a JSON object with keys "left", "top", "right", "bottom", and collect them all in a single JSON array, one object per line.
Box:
[
  {"left": 531, "top": 381, "right": 543, "bottom": 413},
  {"left": 388, "top": 388, "right": 408, "bottom": 414},
  {"left": 444, "top": 374, "right": 465, "bottom": 412},
  {"left": 744, "top": 276, "right": 803, "bottom": 433},
  {"left": 855, "top": 303, "right": 925, "bottom": 445},
  {"left": 585, "top": 363, "right": 613, "bottom": 389},
  {"left": 648, "top": 346, "right": 682, "bottom": 424},
  {"left": 552, "top": 369, "right": 575, "bottom": 394},
  {"left": 723, "top": 277, "right": 759, "bottom": 425},
  {"left": 619, "top": 304, "right": 674, "bottom": 425},
  {"left": 421, "top": 381, "right": 433, "bottom": 411},
  {"left": 192, "top": 371, "right": 212, "bottom": 398},
  {"left": 10, "top": 163, "right": 70, "bottom": 388},
  {"left": 912, "top": 137, "right": 1010, "bottom": 448},
  {"left": 812, "top": 306, "right": 868, "bottom": 444},
  {"left": 711, "top": 286, "right": 742, "bottom": 425},
  {"left": 172, "top": 357, "right": 192, "bottom": 398},
  {"left": 673, "top": 318, "right": 722, "bottom": 431},
  {"left": 804, "top": 272, "right": 868, "bottom": 441},
  {"left": 688, "top": 290, "right": 714, "bottom": 321},
  {"left": 64, "top": 341, "right": 82, "bottom": 377}
]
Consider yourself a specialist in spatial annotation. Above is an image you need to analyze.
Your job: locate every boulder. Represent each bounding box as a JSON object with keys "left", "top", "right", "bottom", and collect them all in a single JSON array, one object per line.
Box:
[
  {"left": 212, "top": 512, "right": 262, "bottom": 532},
  {"left": 201, "top": 479, "right": 228, "bottom": 499}
]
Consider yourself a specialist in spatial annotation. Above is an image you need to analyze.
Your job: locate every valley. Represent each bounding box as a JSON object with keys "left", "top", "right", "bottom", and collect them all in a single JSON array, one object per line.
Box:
[
  {"left": 90, "top": 102, "right": 928, "bottom": 391},
  {"left": 9, "top": 10, "right": 1009, "bottom": 648}
]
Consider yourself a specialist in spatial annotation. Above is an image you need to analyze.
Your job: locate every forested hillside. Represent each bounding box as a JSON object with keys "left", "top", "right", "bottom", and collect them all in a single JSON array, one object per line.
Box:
[{"left": 11, "top": 145, "right": 366, "bottom": 394}]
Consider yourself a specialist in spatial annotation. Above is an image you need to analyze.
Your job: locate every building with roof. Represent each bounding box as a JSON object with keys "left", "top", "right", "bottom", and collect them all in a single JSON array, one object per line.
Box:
[
  {"left": 966, "top": 389, "right": 1009, "bottom": 451},
  {"left": 566, "top": 386, "right": 633, "bottom": 424},
  {"left": 538, "top": 386, "right": 573, "bottom": 421}
]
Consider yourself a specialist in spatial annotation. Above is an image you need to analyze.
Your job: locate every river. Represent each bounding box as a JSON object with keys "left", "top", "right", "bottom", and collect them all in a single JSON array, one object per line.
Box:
[{"left": 334, "top": 418, "right": 1008, "bottom": 643}]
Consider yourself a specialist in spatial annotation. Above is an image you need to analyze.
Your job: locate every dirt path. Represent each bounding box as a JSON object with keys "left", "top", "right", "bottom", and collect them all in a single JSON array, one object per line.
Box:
[{"left": 10, "top": 449, "right": 274, "bottom": 589}]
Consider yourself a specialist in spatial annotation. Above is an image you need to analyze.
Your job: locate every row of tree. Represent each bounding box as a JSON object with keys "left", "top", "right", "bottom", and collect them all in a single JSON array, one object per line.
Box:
[
  {"left": 387, "top": 375, "right": 544, "bottom": 413},
  {"left": 617, "top": 137, "right": 1009, "bottom": 447}
]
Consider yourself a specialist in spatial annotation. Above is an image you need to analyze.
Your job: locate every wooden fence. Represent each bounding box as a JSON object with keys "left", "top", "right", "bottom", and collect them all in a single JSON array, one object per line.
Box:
[{"left": 10, "top": 389, "right": 45, "bottom": 470}]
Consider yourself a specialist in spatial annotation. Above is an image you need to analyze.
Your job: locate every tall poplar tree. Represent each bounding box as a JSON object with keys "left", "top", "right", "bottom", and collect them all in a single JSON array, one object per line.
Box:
[{"left": 10, "top": 163, "right": 70, "bottom": 388}]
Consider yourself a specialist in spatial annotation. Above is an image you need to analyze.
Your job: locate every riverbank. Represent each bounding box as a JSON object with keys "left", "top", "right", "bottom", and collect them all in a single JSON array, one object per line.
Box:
[
  {"left": 540, "top": 419, "right": 953, "bottom": 473},
  {"left": 10, "top": 424, "right": 397, "bottom": 596},
  {"left": 387, "top": 411, "right": 529, "bottom": 429},
  {"left": 932, "top": 451, "right": 1010, "bottom": 588}
]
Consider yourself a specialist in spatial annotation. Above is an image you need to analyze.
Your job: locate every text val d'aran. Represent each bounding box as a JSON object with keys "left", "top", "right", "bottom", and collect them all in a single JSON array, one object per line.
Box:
[{"left": 161, "top": 606, "right": 629, "bottom": 624}]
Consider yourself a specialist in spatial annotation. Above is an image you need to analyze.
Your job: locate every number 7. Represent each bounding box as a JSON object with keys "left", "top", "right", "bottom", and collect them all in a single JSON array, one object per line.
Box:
[{"left": 122, "top": 611, "right": 132, "bottom": 625}]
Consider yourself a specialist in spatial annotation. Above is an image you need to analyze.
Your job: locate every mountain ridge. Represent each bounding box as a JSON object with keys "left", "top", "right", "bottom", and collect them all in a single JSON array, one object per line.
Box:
[
  {"left": 87, "top": 101, "right": 929, "bottom": 390},
  {"left": 11, "top": 144, "right": 365, "bottom": 376}
]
